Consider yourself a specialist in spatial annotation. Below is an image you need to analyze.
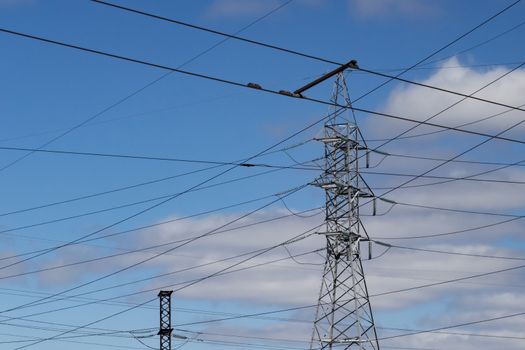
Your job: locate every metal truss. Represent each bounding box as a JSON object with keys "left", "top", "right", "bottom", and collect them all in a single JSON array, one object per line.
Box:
[
  {"left": 158, "top": 290, "right": 173, "bottom": 350},
  {"left": 310, "top": 72, "right": 380, "bottom": 350}
]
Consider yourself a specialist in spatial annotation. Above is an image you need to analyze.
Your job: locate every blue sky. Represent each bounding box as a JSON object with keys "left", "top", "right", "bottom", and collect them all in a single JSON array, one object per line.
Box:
[{"left": 0, "top": 0, "right": 525, "bottom": 349}]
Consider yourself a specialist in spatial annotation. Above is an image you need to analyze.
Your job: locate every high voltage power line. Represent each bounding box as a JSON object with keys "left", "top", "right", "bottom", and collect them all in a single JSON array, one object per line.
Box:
[
  {"left": 2, "top": 230, "right": 522, "bottom": 322},
  {"left": 0, "top": 162, "right": 319, "bottom": 239},
  {"left": 8, "top": 223, "right": 325, "bottom": 350},
  {"left": 2, "top": 145, "right": 525, "bottom": 188},
  {"left": 2, "top": 8, "right": 525, "bottom": 268},
  {"left": 0, "top": 140, "right": 313, "bottom": 218},
  {"left": 381, "top": 243, "right": 525, "bottom": 261},
  {"left": 0, "top": 204, "right": 319, "bottom": 282},
  {"left": 377, "top": 151, "right": 525, "bottom": 168},
  {"left": 0, "top": 244, "right": 323, "bottom": 324},
  {"left": 0, "top": 164, "right": 523, "bottom": 248},
  {"left": 0, "top": 145, "right": 320, "bottom": 170},
  {"left": 92, "top": 0, "right": 525, "bottom": 114},
  {"left": 7, "top": 19, "right": 525, "bottom": 239},
  {"left": 0, "top": 205, "right": 322, "bottom": 265},
  {"left": 3, "top": 247, "right": 524, "bottom": 348},
  {"left": 3, "top": 27, "right": 525, "bottom": 146},
  {"left": 366, "top": 101, "right": 525, "bottom": 143},
  {"left": 0, "top": 0, "right": 524, "bottom": 268},
  {"left": 0, "top": 0, "right": 294, "bottom": 175},
  {"left": 1, "top": 182, "right": 310, "bottom": 315},
  {"left": 2, "top": 1, "right": 520, "bottom": 347},
  {"left": 0, "top": 102, "right": 334, "bottom": 316}
]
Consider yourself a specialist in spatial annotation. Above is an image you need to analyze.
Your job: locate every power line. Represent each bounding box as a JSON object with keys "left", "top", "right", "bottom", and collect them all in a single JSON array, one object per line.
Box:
[
  {"left": 0, "top": 316, "right": 155, "bottom": 340},
  {"left": 1, "top": 3, "right": 520, "bottom": 344},
  {"left": 3, "top": 208, "right": 319, "bottom": 322},
  {"left": 10, "top": 223, "right": 323, "bottom": 349},
  {"left": 0, "top": 104, "right": 329, "bottom": 348},
  {"left": 89, "top": 0, "right": 525, "bottom": 211},
  {"left": 366, "top": 61, "right": 524, "bottom": 73},
  {"left": 361, "top": 69, "right": 525, "bottom": 220},
  {"left": 0, "top": 322, "right": 142, "bottom": 341},
  {"left": 356, "top": 62, "right": 525, "bottom": 114},
  {"left": 91, "top": 0, "right": 525, "bottom": 115},
  {"left": 90, "top": 0, "right": 341, "bottom": 65},
  {"left": 173, "top": 327, "right": 467, "bottom": 350},
  {"left": 366, "top": 101, "right": 525, "bottom": 143},
  {"left": 0, "top": 8, "right": 305, "bottom": 325},
  {"left": 378, "top": 311, "right": 525, "bottom": 341},
  {"left": 381, "top": 242, "right": 525, "bottom": 261},
  {"left": 0, "top": 145, "right": 319, "bottom": 170},
  {"left": 149, "top": 306, "right": 525, "bottom": 348},
  {"left": 12, "top": 297, "right": 157, "bottom": 350},
  {"left": 367, "top": 149, "right": 525, "bottom": 191},
  {"left": 165, "top": 327, "right": 522, "bottom": 350},
  {"left": 362, "top": 170, "right": 525, "bottom": 186},
  {"left": 0, "top": 245, "right": 321, "bottom": 334},
  {"left": 3, "top": 28, "right": 525, "bottom": 147},
  {"left": 0, "top": 0, "right": 293, "bottom": 174},
  {"left": 11, "top": 293, "right": 518, "bottom": 347},
  {"left": 394, "top": 200, "right": 523, "bottom": 218},
  {"left": 9, "top": 170, "right": 520, "bottom": 304},
  {"left": 0, "top": 160, "right": 319, "bottom": 241},
  {"left": 0, "top": 165, "right": 298, "bottom": 252},
  {"left": 0, "top": 242, "right": 321, "bottom": 321},
  {"left": 0, "top": 92, "right": 239, "bottom": 144},
  {"left": 175, "top": 320, "right": 525, "bottom": 343},
  {"left": 2, "top": 182, "right": 309, "bottom": 316},
  {"left": 142, "top": 307, "right": 525, "bottom": 346},
  {"left": 0, "top": 204, "right": 321, "bottom": 265},
  {"left": 380, "top": 151, "right": 525, "bottom": 168},
  {"left": 3, "top": 0, "right": 520, "bottom": 238},
  {"left": 26, "top": 235, "right": 320, "bottom": 316},
  {"left": 0, "top": 82, "right": 333, "bottom": 311},
  {"left": 0, "top": 332, "right": 148, "bottom": 349},
  {"left": 0, "top": 139, "right": 313, "bottom": 219},
  {"left": 357, "top": 60, "right": 525, "bottom": 210},
  {"left": 420, "top": 18, "right": 525, "bottom": 67},
  {"left": 374, "top": 215, "right": 522, "bottom": 241},
  {"left": 370, "top": 262, "right": 525, "bottom": 298},
  {"left": 0, "top": 204, "right": 320, "bottom": 282}
]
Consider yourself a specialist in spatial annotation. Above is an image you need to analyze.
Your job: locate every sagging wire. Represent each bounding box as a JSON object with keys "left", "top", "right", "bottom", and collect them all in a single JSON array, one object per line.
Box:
[
  {"left": 369, "top": 245, "right": 392, "bottom": 260},
  {"left": 129, "top": 330, "right": 157, "bottom": 350},
  {"left": 362, "top": 200, "right": 396, "bottom": 217},
  {"left": 282, "top": 246, "right": 324, "bottom": 266},
  {"left": 276, "top": 194, "right": 323, "bottom": 218},
  {"left": 351, "top": 240, "right": 394, "bottom": 261},
  {"left": 367, "top": 153, "right": 389, "bottom": 169},
  {"left": 262, "top": 138, "right": 315, "bottom": 157}
]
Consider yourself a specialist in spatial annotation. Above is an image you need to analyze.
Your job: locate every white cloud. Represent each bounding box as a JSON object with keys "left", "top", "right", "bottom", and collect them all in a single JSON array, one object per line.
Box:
[
  {"left": 5, "top": 194, "right": 523, "bottom": 350},
  {"left": 370, "top": 58, "right": 525, "bottom": 140}
]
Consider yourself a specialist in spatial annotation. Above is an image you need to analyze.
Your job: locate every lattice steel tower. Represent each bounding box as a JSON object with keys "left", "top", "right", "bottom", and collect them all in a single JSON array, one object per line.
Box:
[
  {"left": 158, "top": 290, "right": 173, "bottom": 350},
  {"left": 310, "top": 72, "right": 380, "bottom": 350}
]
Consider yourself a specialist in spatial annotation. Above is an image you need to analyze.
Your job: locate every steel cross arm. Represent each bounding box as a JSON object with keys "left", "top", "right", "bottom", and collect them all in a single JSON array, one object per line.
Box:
[{"left": 294, "top": 60, "right": 359, "bottom": 96}]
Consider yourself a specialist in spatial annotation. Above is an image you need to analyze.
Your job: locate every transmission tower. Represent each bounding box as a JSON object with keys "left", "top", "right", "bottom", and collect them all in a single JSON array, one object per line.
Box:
[
  {"left": 310, "top": 72, "right": 380, "bottom": 350},
  {"left": 158, "top": 290, "right": 173, "bottom": 350}
]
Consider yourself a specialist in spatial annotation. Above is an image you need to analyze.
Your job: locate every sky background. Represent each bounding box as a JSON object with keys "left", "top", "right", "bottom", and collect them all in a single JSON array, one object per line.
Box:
[{"left": 0, "top": 0, "right": 525, "bottom": 349}]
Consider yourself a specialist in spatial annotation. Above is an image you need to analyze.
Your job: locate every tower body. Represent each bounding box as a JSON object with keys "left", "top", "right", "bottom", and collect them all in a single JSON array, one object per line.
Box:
[
  {"left": 158, "top": 290, "right": 173, "bottom": 350},
  {"left": 310, "top": 73, "right": 380, "bottom": 350}
]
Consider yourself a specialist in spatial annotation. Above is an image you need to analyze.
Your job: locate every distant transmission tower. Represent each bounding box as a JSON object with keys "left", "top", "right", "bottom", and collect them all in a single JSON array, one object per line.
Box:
[
  {"left": 158, "top": 290, "right": 173, "bottom": 350},
  {"left": 310, "top": 71, "right": 380, "bottom": 349}
]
